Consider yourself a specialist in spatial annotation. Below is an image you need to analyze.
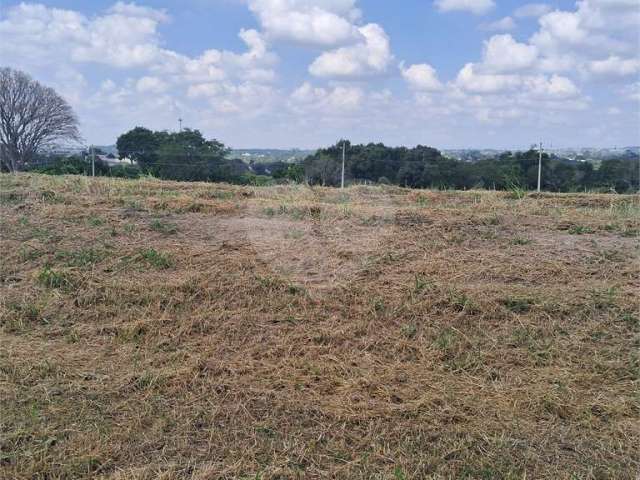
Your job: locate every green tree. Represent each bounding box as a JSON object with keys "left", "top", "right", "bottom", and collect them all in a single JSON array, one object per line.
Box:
[{"left": 116, "top": 127, "right": 159, "bottom": 172}]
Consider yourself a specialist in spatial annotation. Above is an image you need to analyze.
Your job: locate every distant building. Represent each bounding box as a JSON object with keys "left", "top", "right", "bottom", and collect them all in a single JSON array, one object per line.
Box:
[{"left": 97, "top": 154, "right": 134, "bottom": 166}]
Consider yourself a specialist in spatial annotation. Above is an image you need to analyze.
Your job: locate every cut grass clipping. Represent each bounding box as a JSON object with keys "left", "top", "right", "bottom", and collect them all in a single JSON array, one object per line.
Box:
[{"left": 0, "top": 173, "right": 638, "bottom": 480}]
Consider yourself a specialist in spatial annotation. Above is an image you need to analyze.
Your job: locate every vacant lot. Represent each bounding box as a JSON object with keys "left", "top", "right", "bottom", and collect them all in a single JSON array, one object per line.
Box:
[{"left": 1, "top": 173, "right": 638, "bottom": 479}]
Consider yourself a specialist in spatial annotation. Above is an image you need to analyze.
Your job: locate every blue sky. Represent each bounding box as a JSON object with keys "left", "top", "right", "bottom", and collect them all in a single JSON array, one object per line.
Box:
[{"left": 1, "top": 0, "right": 638, "bottom": 149}]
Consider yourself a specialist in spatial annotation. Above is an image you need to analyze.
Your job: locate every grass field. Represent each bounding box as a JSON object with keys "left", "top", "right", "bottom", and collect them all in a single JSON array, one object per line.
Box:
[{"left": 1, "top": 173, "right": 638, "bottom": 479}]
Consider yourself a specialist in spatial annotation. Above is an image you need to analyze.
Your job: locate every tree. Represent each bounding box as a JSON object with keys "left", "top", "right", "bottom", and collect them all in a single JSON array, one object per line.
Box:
[
  {"left": 116, "top": 126, "right": 159, "bottom": 171},
  {"left": 115, "top": 127, "right": 233, "bottom": 182},
  {"left": 0, "top": 67, "right": 81, "bottom": 172}
]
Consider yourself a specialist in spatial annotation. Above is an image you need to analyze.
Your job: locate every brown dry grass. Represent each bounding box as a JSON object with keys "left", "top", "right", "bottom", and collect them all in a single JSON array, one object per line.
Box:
[{"left": 1, "top": 173, "right": 639, "bottom": 479}]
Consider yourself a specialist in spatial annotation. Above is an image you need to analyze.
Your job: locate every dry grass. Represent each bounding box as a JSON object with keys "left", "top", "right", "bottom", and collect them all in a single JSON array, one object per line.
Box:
[{"left": 1, "top": 173, "right": 639, "bottom": 479}]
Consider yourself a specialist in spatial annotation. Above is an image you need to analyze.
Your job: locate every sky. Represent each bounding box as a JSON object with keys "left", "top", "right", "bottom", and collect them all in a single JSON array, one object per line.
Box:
[{"left": 1, "top": 0, "right": 638, "bottom": 150}]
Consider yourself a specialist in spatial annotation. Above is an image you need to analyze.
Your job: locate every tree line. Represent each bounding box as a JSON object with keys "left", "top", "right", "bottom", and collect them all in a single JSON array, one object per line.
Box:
[
  {"left": 303, "top": 141, "right": 639, "bottom": 193},
  {"left": 28, "top": 135, "right": 640, "bottom": 193},
  {"left": 1, "top": 67, "right": 637, "bottom": 193}
]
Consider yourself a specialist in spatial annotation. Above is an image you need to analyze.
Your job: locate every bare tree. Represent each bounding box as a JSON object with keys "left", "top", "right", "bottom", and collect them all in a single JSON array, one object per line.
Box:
[{"left": 0, "top": 67, "right": 81, "bottom": 172}]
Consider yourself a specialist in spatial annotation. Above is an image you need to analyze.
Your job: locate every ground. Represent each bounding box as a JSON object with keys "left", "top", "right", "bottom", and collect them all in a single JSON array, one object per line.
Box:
[{"left": 0, "top": 173, "right": 638, "bottom": 479}]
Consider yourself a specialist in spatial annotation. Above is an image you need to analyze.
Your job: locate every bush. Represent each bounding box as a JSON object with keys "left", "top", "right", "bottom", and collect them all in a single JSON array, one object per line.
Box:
[
  {"left": 35, "top": 156, "right": 87, "bottom": 175},
  {"left": 108, "top": 164, "right": 141, "bottom": 178}
]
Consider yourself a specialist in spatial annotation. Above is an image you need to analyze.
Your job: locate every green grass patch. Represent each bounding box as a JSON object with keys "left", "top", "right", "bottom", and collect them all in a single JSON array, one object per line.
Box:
[
  {"left": 149, "top": 219, "right": 178, "bottom": 235},
  {"left": 37, "top": 267, "right": 74, "bottom": 290},
  {"left": 87, "top": 216, "right": 105, "bottom": 227},
  {"left": 55, "top": 248, "right": 104, "bottom": 267},
  {"left": 510, "top": 237, "right": 532, "bottom": 246},
  {"left": 502, "top": 296, "right": 533, "bottom": 314},
  {"left": 138, "top": 248, "right": 172, "bottom": 269},
  {"left": 567, "top": 225, "right": 595, "bottom": 235}
]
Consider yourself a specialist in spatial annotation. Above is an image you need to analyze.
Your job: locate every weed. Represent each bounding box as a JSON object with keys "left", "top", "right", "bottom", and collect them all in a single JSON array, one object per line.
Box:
[
  {"left": 139, "top": 248, "right": 172, "bottom": 269},
  {"left": 19, "top": 245, "right": 42, "bottom": 262},
  {"left": 393, "top": 467, "right": 407, "bottom": 480},
  {"left": 502, "top": 297, "right": 533, "bottom": 314},
  {"left": 87, "top": 216, "right": 105, "bottom": 227},
  {"left": 506, "top": 182, "right": 527, "bottom": 200},
  {"left": 483, "top": 214, "right": 501, "bottom": 226},
  {"left": 3, "top": 300, "right": 40, "bottom": 330},
  {"left": 287, "top": 284, "right": 305, "bottom": 295},
  {"left": 55, "top": 248, "right": 103, "bottom": 267},
  {"left": 285, "top": 229, "right": 305, "bottom": 240},
  {"left": 183, "top": 202, "right": 204, "bottom": 213},
  {"left": 413, "top": 274, "right": 432, "bottom": 294},
  {"left": 373, "top": 298, "right": 385, "bottom": 313},
  {"left": 401, "top": 323, "right": 417, "bottom": 339},
  {"left": 150, "top": 219, "right": 178, "bottom": 235},
  {"left": 434, "top": 327, "right": 457, "bottom": 351},
  {"left": 620, "top": 227, "right": 639, "bottom": 238},
  {"left": 448, "top": 290, "right": 478, "bottom": 313},
  {"left": 40, "top": 190, "right": 59, "bottom": 203},
  {"left": 590, "top": 287, "right": 617, "bottom": 310},
  {"left": 37, "top": 267, "right": 73, "bottom": 290},
  {"left": 568, "top": 225, "right": 595, "bottom": 235},
  {"left": 510, "top": 237, "right": 532, "bottom": 246},
  {"left": 415, "top": 195, "right": 428, "bottom": 206},
  {"left": 619, "top": 312, "right": 638, "bottom": 328}
]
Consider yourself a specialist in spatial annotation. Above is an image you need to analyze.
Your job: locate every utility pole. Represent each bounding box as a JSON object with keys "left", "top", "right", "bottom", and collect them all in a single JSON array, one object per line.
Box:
[
  {"left": 537, "top": 141, "right": 543, "bottom": 193},
  {"left": 341, "top": 141, "right": 346, "bottom": 189},
  {"left": 178, "top": 118, "right": 183, "bottom": 132},
  {"left": 91, "top": 145, "right": 95, "bottom": 177}
]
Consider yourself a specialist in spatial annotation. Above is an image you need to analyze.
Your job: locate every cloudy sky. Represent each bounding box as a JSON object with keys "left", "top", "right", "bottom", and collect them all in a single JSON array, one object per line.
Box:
[{"left": 1, "top": 0, "right": 638, "bottom": 149}]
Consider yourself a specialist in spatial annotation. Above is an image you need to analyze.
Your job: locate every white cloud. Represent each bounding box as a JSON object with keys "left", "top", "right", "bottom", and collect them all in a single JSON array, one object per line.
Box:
[
  {"left": 0, "top": 1, "right": 636, "bottom": 147},
  {"left": 247, "top": 0, "right": 361, "bottom": 46},
  {"left": 621, "top": 82, "right": 640, "bottom": 102},
  {"left": 481, "top": 16, "right": 517, "bottom": 31},
  {"left": 524, "top": 74, "right": 580, "bottom": 99},
  {"left": 309, "top": 23, "right": 392, "bottom": 77},
  {"left": 136, "top": 76, "right": 168, "bottom": 93},
  {"left": 531, "top": 0, "right": 639, "bottom": 63},
  {"left": 0, "top": 2, "right": 169, "bottom": 69},
  {"left": 107, "top": 2, "right": 169, "bottom": 22},
  {"left": 455, "top": 63, "right": 580, "bottom": 100},
  {"left": 481, "top": 34, "right": 538, "bottom": 72},
  {"left": 435, "top": 0, "right": 495, "bottom": 15},
  {"left": 400, "top": 63, "right": 442, "bottom": 91},
  {"left": 289, "top": 82, "right": 364, "bottom": 111},
  {"left": 455, "top": 63, "right": 521, "bottom": 93},
  {"left": 589, "top": 56, "right": 640, "bottom": 76},
  {"left": 514, "top": 3, "right": 552, "bottom": 18}
]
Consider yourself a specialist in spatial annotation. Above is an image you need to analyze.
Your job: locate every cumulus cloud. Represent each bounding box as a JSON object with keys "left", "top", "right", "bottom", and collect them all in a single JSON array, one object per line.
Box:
[
  {"left": 434, "top": 0, "right": 495, "bottom": 15},
  {"left": 589, "top": 56, "right": 640, "bottom": 76},
  {"left": 0, "top": 3, "right": 166, "bottom": 69},
  {"left": 290, "top": 81, "right": 364, "bottom": 111},
  {"left": 136, "top": 76, "right": 168, "bottom": 93},
  {"left": 0, "top": 0, "right": 636, "bottom": 147},
  {"left": 513, "top": 3, "right": 552, "bottom": 18},
  {"left": 400, "top": 63, "right": 442, "bottom": 91},
  {"left": 531, "top": 0, "right": 639, "bottom": 64},
  {"left": 524, "top": 74, "right": 580, "bottom": 99},
  {"left": 455, "top": 63, "right": 521, "bottom": 93},
  {"left": 482, "top": 34, "right": 538, "bottom": 72},
  {"left": 481, "top": 16, "right": 517, "bottom": 31},
  {"left": 247, "top": 0, "right": 361, "bottom": 46},
  {"left": 309, "top": 23, "right": 392, "bottom": 77},
  {"left": 0, "top": 0, "right": 281, "bottom": 141}
]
